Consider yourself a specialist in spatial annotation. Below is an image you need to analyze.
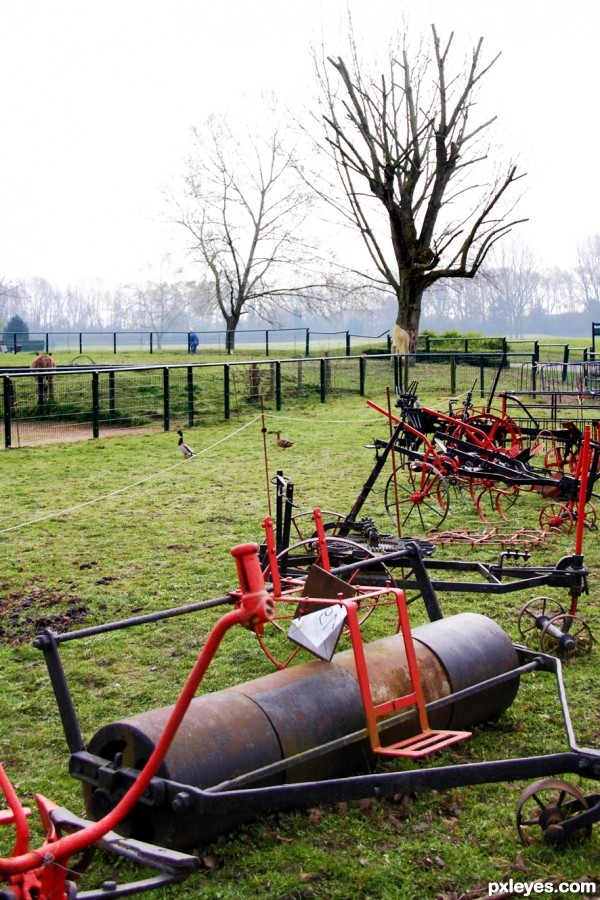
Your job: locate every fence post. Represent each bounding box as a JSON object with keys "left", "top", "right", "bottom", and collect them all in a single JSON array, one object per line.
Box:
[
  {"left": 163, "top": 367, "right": 170, "bottom": 431},
  {"left": 305, "top": 328, "right": 310, "bottom": 358},
  {"left": 346, "top": 331, "right": 350, "bottom": 356},
  {"left": 275, "top": 361, "right": 281, "bottom": 410},
  {"left": 450, "top": 355, "right": 457, "bottom": 395},
  {"left": 187, "top": 366, "right": 195, "bottom": 428},
  {"left": 79, "top": 333, "right": 83, "bottom": 354},
  {"left": 108, "top": 371, "right": 115, "bottom": 423},
  {"left": 359, "top": 356, "right": 366, "bottom": 396},
  {"left": 45, "top": 333, "right": 49, "bottom": 353},
  {"left": 387, "top": 333, "right": 392, "bottom": 353},
  {"left": 479, "top": 356, "right": 485, "bottom": 398},
  {"left": 150, "top": 333, "right": 154, "bottom": 354},
  {"left": 113, "top": 333, "right": 117, "bottom": 354},
  {"left": 3, "top": 376, "right": 12, "bottom": 447},
  {"left": 320, "top": 358, "right": 326, "bottom": 403},
  {"left": 266, "top": 330, "right": 269, "bottom": 357},
  {"left": 224, "top": 364, "right": 230, "bottom": 419},
  {"left": 92, "top": 371, "right": 100, "bottom": 439},
  {"left": 562, "top": 344, "right": 569, "bottom": 382}
]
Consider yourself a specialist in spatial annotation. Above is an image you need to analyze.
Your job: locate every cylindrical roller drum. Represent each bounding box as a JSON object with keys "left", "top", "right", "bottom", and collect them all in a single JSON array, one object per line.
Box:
[{"left": 85, "top": 612, "right": 520, "bottom": 848}]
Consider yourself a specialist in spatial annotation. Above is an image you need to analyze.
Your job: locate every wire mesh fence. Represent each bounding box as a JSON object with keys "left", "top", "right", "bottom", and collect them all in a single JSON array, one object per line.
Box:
[{"left": 1, "top": 351, "right": 543, "bottom": 448}]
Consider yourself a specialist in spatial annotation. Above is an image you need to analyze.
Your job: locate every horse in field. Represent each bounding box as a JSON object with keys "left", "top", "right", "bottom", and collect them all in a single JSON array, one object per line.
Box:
[
  {"left": 30, "top": 353, "right": 56, "bottom": 405},
  {"left": 391, "top": 324, "right": 410, "bottom": 356}
]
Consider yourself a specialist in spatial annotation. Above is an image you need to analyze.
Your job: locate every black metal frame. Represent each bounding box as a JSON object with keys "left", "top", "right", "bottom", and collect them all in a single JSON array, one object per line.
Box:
[{"left": 35, "top": 611, "right": 600, "bottom": 859}]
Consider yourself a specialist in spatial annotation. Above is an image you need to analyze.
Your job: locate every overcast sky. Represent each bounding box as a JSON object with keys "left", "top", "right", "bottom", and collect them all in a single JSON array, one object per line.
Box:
[{"left": 0, "top": 0, "right": 598, "bottom": 288}]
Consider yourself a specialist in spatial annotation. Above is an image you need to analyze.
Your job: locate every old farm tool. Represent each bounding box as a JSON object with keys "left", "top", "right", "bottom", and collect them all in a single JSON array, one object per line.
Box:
[
  {"left": 29, "top": 542, "right": 600, "bottom": 859},
  {"left": 367, "top": 386, "right": 600, "bottom": 528},
  {"left": 258, "top": 462, "right": 594, "bottom": 661}
]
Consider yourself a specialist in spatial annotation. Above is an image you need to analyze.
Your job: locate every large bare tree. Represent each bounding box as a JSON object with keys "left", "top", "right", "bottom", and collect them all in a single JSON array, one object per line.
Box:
[
  {"left": 170, "top": 114, "right": 322, "bottom": 351},
  {"left": 317, "top": 24, "right": 526, "bottom": 351}
]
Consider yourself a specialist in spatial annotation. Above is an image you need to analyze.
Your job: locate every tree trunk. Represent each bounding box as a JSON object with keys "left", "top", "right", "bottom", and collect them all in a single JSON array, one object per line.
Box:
[
  {"left": 224, "top": 313, "right": 240, "bottom": 353},
  {"left": 395, "top": 274, "right": 425, "bottom": 354}
]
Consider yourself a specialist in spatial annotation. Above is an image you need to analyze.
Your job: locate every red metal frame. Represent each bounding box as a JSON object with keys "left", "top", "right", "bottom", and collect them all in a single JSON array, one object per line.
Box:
[{"left": 263, "top": 508, "right": 471, "bottom": 758}]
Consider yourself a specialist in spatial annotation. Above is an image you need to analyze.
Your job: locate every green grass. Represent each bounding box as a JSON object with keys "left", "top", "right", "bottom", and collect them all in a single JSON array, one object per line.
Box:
[{"left": 1, "top": 393, "right": 599, "bottom": 897}]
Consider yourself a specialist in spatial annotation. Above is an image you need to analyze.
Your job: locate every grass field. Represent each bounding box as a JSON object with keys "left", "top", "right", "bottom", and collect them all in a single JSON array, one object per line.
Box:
[{"left": 0, "top": 391, "right": 599, "bottom": 898}]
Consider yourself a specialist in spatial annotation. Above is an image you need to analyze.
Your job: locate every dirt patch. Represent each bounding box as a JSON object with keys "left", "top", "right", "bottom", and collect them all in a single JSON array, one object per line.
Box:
[
  {"left": 1, "top": 423, "right": 160, "bottom": 448},
  {"left": 0, "top": 584, "right": 89, "bottom": 645}
]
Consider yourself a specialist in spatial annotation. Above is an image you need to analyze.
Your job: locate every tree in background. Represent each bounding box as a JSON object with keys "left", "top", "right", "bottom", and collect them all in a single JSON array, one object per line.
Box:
[
  {"left": 126, "top": 281, "right": 198, "bottom": 349},
  {"left": 487, "top": 245, "right": 540, "bottom": 338},
  {"left": 316, "top": 23, "right": 526, "bottom": 351},
  {"left": 3, "top": 313, "right": 28, "bottom": 347},
  {"left": 575, "top": 235, "right": 600, "bottom": 311},
  {"left": 169, "top": 111, "right": 324, "bottom": 352}
]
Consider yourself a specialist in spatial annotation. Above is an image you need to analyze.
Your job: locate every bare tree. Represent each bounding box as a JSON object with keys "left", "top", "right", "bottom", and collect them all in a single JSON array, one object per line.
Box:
[
  {"left": 575, "top": 235, "right": 600, "bottom": 311},
  {"left": 539, "top": 267, "right": 578, "bottom": 317},
  {"left": 315, "top": 23, "right": 526, "bottom": 351},
  {"left": 486, "top": 245, "right": 540, "bottom": 337},
  {"left": 127, "top": 281, "right": 194, "bottom": 348},
  {"left": 169, "top": 114, "right": 323, "bottom": 351}
]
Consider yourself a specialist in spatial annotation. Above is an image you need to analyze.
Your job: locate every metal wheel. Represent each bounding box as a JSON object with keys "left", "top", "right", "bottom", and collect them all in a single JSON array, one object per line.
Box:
[
  {"left": 469, "top": 479, "right": 520, "bottom": 523},
  {"left": 384, "top": 450, "right": 450, "bottom": 533},
  {"left": 517, "top": 596, "right": 566, "bottom": 643},
  {"left": 539, "top": 502, "right": 574, "bottom": 532},
  {"left": 540, "top": 613, "right": 594, "bottom": 659},
  {"left": 516, "top": 778, "right": 591, "bottom": 845},
  {"left": 290, "top": 510, "right": 349, "bottom": 541},
  {"left": 465, "top": 413, "right": 523, "bottom": 454},
  {"left": 259, "top": 536, "right": 397, "bottom": 669},
  {"left": 576, "top": 500, "right": 598, "bottom": 530}
]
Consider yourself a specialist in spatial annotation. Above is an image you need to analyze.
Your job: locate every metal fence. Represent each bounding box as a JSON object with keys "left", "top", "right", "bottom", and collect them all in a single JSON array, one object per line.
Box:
[
  {"left": 0, "top": 327, "right": 392, "bottom": 357},
  {"left": 3, "top": 329, "right": 590, "bottom": 360},
  {"left": 1, "top": 351, "right": 538, "bottom": 448}
]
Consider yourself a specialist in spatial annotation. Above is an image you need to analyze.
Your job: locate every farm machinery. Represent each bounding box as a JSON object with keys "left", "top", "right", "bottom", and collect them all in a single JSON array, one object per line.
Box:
[
  {"left": 1, "top": 391, "right": 599, "bottom": 898},
  {"left": 366, "top": 383, "right": 600, "bottom": 532},
  {"left": 1, "top": 520, "right": 600, "bottom": 898},
  {"left": 257, "top": 382, "right": 598, "bottom": 661}
]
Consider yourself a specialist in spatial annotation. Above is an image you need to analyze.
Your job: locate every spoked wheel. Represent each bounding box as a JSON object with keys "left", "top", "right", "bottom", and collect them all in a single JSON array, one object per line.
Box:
[
  {"left": 540, "top": 613, "right": 595, "bottom": 659},
  {"left": 517, "top": 596, "right": 566, "bottom": 644},
  {"left": 290, "top": 510, "right": 349, "bottom": 541},
  {"left": 259, "top": 536, "right": 397, "bottom": 669},
  {"left": 469, "top": 479, "right": 520, "bottom": 523},
  {"left": 465, "top": 413, "right": 523, "bottom": 455},
  {"left": 516, "top": 778, "right": 591, "bottom": 846},
  {"left": 385, "top": 450, "right": 450, "bottom": 533},
  {"left": 539, "top": 502, "right": 574, "bottom": 532},
  {"left": 576, "top": 500, "right": 598, "bottom": 530}
]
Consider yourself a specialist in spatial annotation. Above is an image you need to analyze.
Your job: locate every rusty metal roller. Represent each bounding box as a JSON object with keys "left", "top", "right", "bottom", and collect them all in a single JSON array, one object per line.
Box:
[{"left": 85, "top": 612, "right": 519, "bottom": 846}]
